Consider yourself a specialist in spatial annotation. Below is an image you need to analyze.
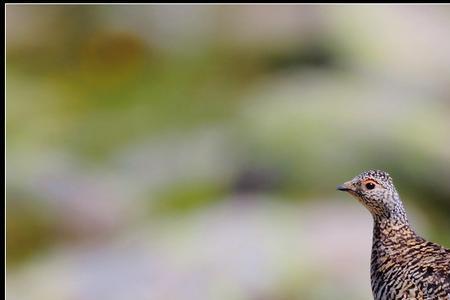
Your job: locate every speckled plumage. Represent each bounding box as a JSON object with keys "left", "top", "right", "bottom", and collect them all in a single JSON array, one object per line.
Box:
[{"left": 338, "top": 170, "right": 450, "bottom": 300}]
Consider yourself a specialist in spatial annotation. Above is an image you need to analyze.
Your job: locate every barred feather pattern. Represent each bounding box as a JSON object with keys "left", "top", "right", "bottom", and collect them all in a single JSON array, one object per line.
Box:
[
  {"left": 338, "top": 170, "right": 450, "bottom": 300},
  {"left": 371, "top": 218, "right": 450, "bottom": 300}
]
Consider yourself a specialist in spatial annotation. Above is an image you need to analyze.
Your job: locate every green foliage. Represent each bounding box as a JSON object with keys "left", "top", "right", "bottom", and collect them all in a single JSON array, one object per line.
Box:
[
  {"left": 7, "top": 191, "right": 58, "bottom": 268},
  {"left": 151, "top": 181, "right": 226, "bottom": 215}
]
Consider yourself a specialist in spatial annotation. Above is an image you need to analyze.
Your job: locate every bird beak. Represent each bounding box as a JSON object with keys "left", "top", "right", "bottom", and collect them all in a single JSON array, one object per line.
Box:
[{"left": 336, "top": 181, "right": 353, "bottom": 192}]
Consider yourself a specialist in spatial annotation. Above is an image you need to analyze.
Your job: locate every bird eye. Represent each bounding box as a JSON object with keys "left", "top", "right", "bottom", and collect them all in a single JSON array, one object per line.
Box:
[{"left": 365, "top": 182, "right": 375, "bottom": 190}]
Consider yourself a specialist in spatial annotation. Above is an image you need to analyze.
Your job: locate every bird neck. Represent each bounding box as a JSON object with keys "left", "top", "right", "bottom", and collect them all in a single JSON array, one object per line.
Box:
[
  {"left": 372, "top": 216, "right": 417, "bottom": 249},
  {"left": 372, "top": 191, "right": 409, "bottom": 225},
  {"left": 373, "top": 216, "right": 410, "bottom": 232},
  {"left": 372, "top": 199, "right": 414, "bottom": 244}
]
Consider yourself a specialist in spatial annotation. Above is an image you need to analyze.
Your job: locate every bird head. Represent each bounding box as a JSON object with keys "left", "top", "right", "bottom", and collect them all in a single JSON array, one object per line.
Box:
[{"left": 337, "top": 170, "right": 406, "bottom": 221}]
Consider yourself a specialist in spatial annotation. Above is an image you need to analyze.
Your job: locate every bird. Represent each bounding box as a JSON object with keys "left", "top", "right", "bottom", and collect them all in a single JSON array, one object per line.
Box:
[{"left": 337, "top": 170, "right": 450, "bottom": 300}]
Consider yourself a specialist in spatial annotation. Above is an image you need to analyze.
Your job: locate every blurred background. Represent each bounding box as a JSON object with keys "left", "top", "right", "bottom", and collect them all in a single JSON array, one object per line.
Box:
[{"left": 6, "top": 4, "right": 450, "bottom": 300}]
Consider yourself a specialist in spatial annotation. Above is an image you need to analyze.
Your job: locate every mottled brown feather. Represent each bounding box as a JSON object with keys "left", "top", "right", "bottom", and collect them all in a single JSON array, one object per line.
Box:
[{"left": 338, "top": 170, "right": 450, "bottom": 300}]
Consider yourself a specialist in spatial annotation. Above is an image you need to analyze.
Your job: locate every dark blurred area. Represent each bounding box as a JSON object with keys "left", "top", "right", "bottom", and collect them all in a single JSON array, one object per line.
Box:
[{"left": 6, "top": 5, "right": 450, "bottom": 300}]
